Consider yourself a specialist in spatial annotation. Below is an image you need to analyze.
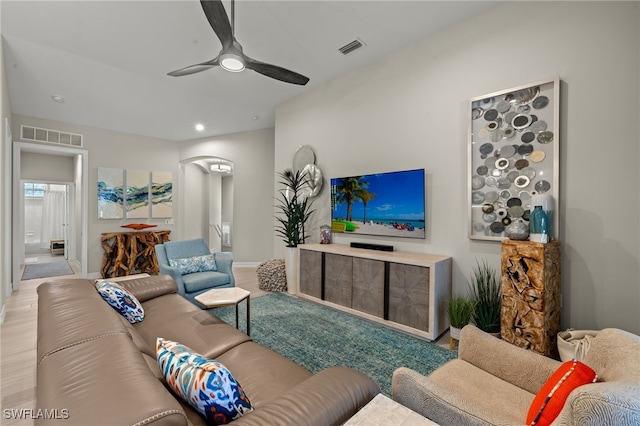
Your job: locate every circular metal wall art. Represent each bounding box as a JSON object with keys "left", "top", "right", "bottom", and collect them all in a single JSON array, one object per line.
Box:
[
  {"left": 518, "top": 144, "right": 534, "bottom": 155},
  {"left": 515, "top": 159, "right": 529, "bottom": 170},
  {"left": 537, "top": 131, "right": 554, "bottom": 144},
  {"left": 499, "top": 144, "right": 516, "bottom": 158},
  {"left": 479, "top": 97, "right": 495, "bottom": 109},
  {"left": 521, "top": 132, "right": 536, "bottom": 143},
  {"left": 485, "top": 191, "right": 499, "bottom": 203},
  {"left": 472, "top": 191, "right": 485, "bottom": 204},
  {"left": 530, "top": 151, "right": 546, "bottom": 162},
  {"left": 512, "top": 114, "right": 532, "bottom": 130},
  {"left": 489, "top": 222, "right": 505, "bottom": 233},
  {"left": 472, "top": 175, "right": 486, "bottom": 190},
  {"left": 293, "top": 145, "right": 316, "bottom": 172},
  {"left": 496, "top": 100, "right": 511, "bottom": 113},
  {"left": 484, "top": 109, "right": 499, "bottom": 121},
  {"left": 535, "top": 180, "right": 551, "bottom": 193},
  {"left": 532, "top": 95, "right": 549, "bottom": 109},
  {"left": 529, "top": 120, "right": 547, "bottom": 133},
  {"left": 472, "top": 108, "right": 484, "bottom": 119},
  {"left": 514, "top": 175, "right": 530, "bottom": 188},
  {"left": 495, "top": 158, "right": 510, "bottom": 170}
]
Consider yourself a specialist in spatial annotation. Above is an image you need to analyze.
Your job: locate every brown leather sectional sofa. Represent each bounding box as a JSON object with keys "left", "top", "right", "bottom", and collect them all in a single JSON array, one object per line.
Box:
[{"left": 36, "top": 275, "right": 379, "bottom": 425}]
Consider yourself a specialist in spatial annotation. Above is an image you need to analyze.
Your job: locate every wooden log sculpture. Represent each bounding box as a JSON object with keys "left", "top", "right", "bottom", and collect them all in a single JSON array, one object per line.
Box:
[{"left": 100, "top": 230, "right": 171, "bottom": 278}]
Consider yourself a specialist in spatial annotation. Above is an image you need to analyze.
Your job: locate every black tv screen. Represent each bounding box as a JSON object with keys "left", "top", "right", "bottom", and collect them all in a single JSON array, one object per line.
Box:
[{"left": 330, "top": 168, "right": 425, "bottom": 239}]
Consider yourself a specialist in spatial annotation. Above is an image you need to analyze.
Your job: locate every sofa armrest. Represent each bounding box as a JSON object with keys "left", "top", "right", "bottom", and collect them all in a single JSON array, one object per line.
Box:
[
  {"left": 214, "top": 252, "right": 235, "bottom": 286},
  {"left": 459, "top": 325, "right": 560, "bottom": 394},
  {"left": 552, "top": 381, "right": 640, "bottom": 425},
  {"left": 392, "top": 367, "right": 490, "bottom": 426},
  {"left": 231, "top": 367, "right": 379, "bottom": 426}
]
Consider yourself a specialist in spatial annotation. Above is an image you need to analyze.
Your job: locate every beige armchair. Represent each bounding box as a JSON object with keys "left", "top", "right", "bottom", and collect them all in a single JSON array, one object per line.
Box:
[{"left": 392, "top": 325, "right": 640, "bottom": 425}]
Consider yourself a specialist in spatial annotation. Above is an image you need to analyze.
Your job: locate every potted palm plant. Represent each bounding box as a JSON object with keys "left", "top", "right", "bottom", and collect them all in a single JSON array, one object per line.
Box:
[
  {"left": 275, "top": 169, "right": 314, "bottom": 294},
  {"left": 446, "top": 295, "right": 475, "bottom": 349},
  {"left": 469, "top": 259, "right": 502, "bottom": 336}
]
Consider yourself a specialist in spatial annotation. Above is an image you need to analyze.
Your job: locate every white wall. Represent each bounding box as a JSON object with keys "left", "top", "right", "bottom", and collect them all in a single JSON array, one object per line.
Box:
[
  {"left": 182, "top": 162, "right": 208, "bottom": 241},
  {"left": 275, "top": 1, "right": 640, "bottom": 333},
  {"left": 21, "top": 152, "right": 74, "bottom": 181},
  {"left": 179, "top": 128, "right": 275, "bottom": 263},
  {"left": 0, "top": 34, "right": 11, "bottom": 321},
  {"left": 12, "top": 114, "right": 180, "bottom": 275}
]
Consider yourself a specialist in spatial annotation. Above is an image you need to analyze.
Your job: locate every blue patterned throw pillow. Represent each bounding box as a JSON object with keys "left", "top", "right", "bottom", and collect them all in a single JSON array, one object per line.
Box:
[
  {"left": 156, "top": 338, "right": 253, "bottom": 424},
  {"left": 168, "top": 254, "right": 218, "bottom": 274},
  {"left": 95, "top": 281, "right": 144, "bottom": 324}
]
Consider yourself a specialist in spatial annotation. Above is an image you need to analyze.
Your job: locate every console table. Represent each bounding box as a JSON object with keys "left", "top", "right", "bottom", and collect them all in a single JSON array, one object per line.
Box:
[
  {"left": 298, "top": 244, "right": 451, "bottom": 341},
  {"left": 100, "top": 230, "right": 170, "bottom": 278}
]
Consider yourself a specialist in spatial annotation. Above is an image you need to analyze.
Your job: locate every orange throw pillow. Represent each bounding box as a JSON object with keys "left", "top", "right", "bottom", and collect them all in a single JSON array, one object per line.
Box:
[{"left": 526, "top": 360, "right": 597, "bottom": 425}]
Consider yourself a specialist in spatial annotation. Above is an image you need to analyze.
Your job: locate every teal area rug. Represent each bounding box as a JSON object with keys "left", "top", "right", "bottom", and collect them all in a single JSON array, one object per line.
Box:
[{"left": 210, "top": 292, "right": 457, "bottom": 396}]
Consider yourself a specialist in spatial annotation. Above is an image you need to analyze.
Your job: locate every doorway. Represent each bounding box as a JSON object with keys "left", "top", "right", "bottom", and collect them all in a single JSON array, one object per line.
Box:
[
  {"left": 12, "top": 142, "right": 88, "bottom": 290},
  {"left": 23, "top": 182, "right": 73, "bottom": 264}
]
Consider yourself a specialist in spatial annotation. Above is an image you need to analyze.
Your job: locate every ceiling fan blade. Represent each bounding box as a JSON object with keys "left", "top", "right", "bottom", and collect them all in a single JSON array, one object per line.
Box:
[
  {"left": 200, "top": 0, "right": 234, "bottom": 50},
  {"left": 167, "top": 58, "right": 219, "bottom": 77},
  {"left": 244, "top": 57, "right": 309, "bottom": 86}
]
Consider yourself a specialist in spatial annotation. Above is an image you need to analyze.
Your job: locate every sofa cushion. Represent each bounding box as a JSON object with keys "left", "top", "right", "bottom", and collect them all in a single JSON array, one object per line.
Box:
[
  {"left": 169, "top": 254, "right": 218, "bottom": 274},
  {"left": 182, "top": 271, "right": 230, "bottom": 293},
  {"left": 96, "top": 281, "right": 145, "bottom": 324},
  {"left": 135, "top": 294, "right": 252, "bottom": 359},
  {"left": 526, "top": 360, "right": 597, "bottom": 426},
  {"left": 157, "top": 338, "right": 254, "bottom": 425}
]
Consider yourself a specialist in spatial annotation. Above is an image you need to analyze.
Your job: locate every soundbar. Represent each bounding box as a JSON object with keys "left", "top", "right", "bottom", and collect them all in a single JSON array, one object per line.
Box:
[{"left": 350, "top": 242, "right": 394, "bottom": 252}]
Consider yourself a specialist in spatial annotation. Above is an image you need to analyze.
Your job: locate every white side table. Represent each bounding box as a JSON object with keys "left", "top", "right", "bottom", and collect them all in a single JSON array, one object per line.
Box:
[
  {"left": 195, "top": 287, "right": 251, "bottom": 336},
  {"left": 344, "top": 394, "right": 439, "bottom": 425}
]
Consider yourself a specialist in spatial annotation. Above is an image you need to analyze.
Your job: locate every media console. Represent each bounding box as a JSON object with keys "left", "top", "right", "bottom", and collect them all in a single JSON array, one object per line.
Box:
[{"left": 298, "top": 244, "right": 452, "bottom": 341}]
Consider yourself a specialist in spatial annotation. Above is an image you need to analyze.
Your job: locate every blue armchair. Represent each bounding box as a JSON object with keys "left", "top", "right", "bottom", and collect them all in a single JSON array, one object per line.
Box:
[{"left": 155, "top": 238, "right": 235, "bottom": 304}]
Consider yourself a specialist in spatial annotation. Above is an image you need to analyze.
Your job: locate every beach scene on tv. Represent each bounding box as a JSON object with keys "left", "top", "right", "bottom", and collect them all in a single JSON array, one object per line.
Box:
[{"left": 330, "top": 169, "right": 426, "bottom": 239}]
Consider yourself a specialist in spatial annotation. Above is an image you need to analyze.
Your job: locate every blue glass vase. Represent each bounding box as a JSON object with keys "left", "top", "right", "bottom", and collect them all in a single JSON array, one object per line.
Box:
[{"left": 529, "top": 205, "right": 549, "bottom": 243}]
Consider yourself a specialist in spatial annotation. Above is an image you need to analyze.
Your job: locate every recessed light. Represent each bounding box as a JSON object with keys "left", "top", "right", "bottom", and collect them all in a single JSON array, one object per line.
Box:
[
  {"left": 195, "top": 123, "right": 204, "bottom": 132},
  {"left": 51, "top": 95, "right": 65, "bottom": 103}
]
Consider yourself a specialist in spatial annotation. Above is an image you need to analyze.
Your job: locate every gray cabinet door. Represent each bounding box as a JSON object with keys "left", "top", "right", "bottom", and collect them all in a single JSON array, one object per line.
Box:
[
  {"left": 299, "top": 249, "right": 323, "bottom": 298},
  {"left": 388, "top": 263, "right": 430, "bottom": 331},
  {"left": 352, "top": 258, "right": 385, "bottom": 317},
  {"left": 325, "top": 253, "right": 352, "bottom": 307}
]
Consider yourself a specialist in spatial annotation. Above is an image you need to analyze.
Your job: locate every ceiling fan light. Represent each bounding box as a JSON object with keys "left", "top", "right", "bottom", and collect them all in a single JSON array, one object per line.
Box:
[{"left": 220, "top": 53, "right": 245, "bottom": 72}]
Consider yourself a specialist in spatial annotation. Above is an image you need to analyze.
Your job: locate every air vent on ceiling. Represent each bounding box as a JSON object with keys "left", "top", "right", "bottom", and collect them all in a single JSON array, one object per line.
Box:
[
  {"left": 20, "top": 125, "right": 83, "bottom": 147},
  {"left": 339, "top": 38, "right": 366, "bottom": 55}
]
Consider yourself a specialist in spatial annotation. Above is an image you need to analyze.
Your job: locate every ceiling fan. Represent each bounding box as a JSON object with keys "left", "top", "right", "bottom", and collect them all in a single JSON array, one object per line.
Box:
[{"left": 168, "top": 0, "right": 309, "bottom": 85}]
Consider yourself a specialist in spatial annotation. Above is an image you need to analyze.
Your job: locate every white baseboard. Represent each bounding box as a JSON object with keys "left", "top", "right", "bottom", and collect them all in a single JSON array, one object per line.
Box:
[{"left": 233, "top": 262, "right": 261, "bottom": 268}]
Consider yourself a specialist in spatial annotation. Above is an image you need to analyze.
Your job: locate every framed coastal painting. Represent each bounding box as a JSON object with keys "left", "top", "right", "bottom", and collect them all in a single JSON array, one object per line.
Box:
[
  {"left": 125, "top": 170, "right": 150, "bottom": 219},
  {"left": 151, "top": 171, "right": 173, "bottom": 218},
  {"left": 97, "top": 167, "right": 124, "bottom": 219},
  {"left": 468, "top": 78, "right": 559, "bottom": 241}
]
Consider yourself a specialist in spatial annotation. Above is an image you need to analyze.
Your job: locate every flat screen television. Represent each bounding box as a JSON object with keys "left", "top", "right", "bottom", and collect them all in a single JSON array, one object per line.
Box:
[{"left": 330, "top": 168, "right": 425, "bottom": 239}]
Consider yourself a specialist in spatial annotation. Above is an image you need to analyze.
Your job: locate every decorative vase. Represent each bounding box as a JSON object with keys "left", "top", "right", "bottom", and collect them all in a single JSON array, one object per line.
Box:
[
  {"left": 505, "top": 218, "right": 529, "bottom": 240},
  {"left": 283, "top": 246, "right": 300, "bottom": 295},
  {"left": 529, "top": 205, "right": 549, "bottom": 243},
  {"left": 531, "top": 193, "right": 554, "bottom": 240}
]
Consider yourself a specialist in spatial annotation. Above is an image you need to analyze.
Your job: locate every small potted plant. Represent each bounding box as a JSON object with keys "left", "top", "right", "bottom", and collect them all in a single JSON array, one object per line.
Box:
[
  {"left": 469, "top": 259, "right": 502, "bottom": 336},
  {"left": 446, "top": 295, "right": 476, "bottom": 349}
]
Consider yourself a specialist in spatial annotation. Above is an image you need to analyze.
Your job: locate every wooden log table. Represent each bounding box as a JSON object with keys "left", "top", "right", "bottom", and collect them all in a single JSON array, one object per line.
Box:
[{"left": 100, "top": 230, "right": 170, "bottom": 278}]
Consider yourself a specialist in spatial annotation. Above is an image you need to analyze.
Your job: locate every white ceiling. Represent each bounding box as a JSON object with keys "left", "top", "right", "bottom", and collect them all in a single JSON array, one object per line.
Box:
[{"left": 1, "top": 1, "right": 501, "bottom": 141}]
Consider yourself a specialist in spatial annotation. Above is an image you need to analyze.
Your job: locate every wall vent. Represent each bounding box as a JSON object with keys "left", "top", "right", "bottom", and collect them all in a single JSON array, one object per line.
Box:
[
  {"left": 338, "top": 38, "right": 366, "bottom": 55},
  {"left": 20, "top": 125, "right": 83, "bottom": 147}
]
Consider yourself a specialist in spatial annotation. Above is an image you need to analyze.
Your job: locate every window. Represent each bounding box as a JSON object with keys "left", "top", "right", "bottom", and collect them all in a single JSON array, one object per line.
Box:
[{"left": 25, "top": 183, "right": 47, "bottom": 198}]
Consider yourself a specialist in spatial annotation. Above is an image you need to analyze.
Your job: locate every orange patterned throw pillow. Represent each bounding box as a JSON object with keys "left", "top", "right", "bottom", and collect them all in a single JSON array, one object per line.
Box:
[{"left": 526, "top": 360, "right": 597, "bottom": 426}]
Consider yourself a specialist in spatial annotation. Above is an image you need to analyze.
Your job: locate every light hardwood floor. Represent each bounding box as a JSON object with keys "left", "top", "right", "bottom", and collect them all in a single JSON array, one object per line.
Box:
[{"left": 0, "top": 265, "right": 447, "bottom": 425}]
